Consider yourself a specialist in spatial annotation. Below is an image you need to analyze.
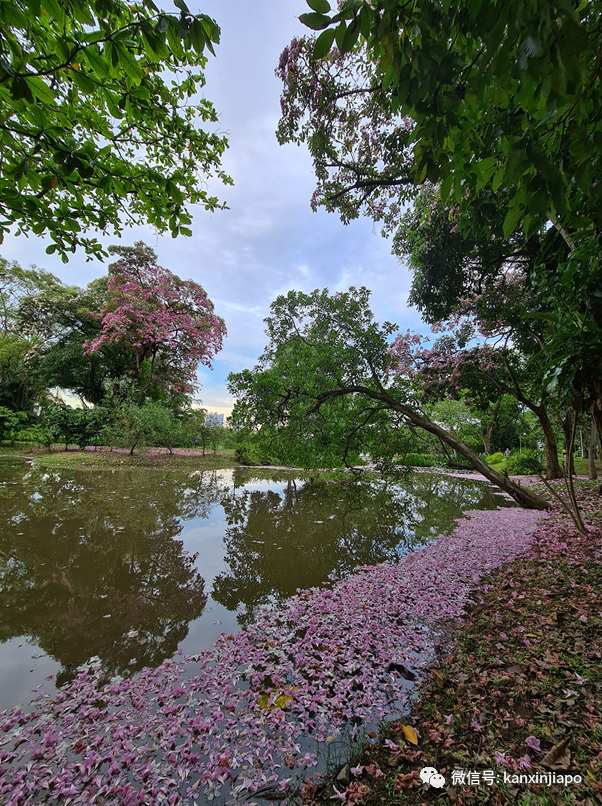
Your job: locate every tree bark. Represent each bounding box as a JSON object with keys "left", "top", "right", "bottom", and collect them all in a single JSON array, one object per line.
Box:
[
  {"left": 394, "top": 403, "right": 550, "bottom": 510},
  {"left": 589, "top": 420, "right": 598, "bottom": 480},
  {"left": 538, "top": 410, "right": 563, "bottom": 480},
  {"left": 483, "top": 398, "right": 501, "bottom": 455},
  {"left": 561, "top": 413, "right": 575, "bottom": 475}
]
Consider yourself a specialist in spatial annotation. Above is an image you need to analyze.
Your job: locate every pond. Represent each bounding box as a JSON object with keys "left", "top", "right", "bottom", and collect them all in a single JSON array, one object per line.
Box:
[{"left": 0, "top": 456, "right": 512, "bottom": 714}]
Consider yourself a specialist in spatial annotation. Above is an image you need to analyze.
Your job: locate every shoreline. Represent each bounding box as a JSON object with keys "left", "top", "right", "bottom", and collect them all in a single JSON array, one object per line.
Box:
[{"left": 0, "top": 502, "right": 548, "bottom": 805}]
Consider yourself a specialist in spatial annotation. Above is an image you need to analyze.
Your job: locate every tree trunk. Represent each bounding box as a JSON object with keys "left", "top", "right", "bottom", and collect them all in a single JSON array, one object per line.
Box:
[
  {"left": 518, "top": 400, "right": 563, "bottom": 479},
  {"left": 539, "top": 412, "right": 563, "bottom": 480},
  {"left": 483, "top": 398, "right": 501, "bottom": 455},
  {"left": 561, "top": 413, "right": 575, "bottom": 475},
  {"left": 589, "top": 420, "right": 598, "bottom": 480},
  {"left": 393, "top": 402, "right": 550, "bottom": 510}
]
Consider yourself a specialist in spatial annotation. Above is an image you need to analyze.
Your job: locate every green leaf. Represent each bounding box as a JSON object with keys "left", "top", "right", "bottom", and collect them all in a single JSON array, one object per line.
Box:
[
  {"left": 188, "top": 18, "right": 206, "bottom": 54},
  {"left": 440, "top": 173, "right": 453, "bottom": 201},
  {"left": 503, "top": 203, "right": 523, "bottom": 238},
  {"left": 24, "top": 76, "right": 55, "bottom": 105},
  {"left": 115, "top": 43, "right": 142, "bottom": 81},
  {"left": 299, "top": 12, "right": 332, "bottom": 30},
  {"left": 491, "top": 167, "right": 504, "bottom": 191},
  {"left": 40, "top": 0, "right": 64, "bottom": 22},
  {"left": 313, "top": 28, "right": 336, "bottom": 59},
  {"left": 335, "top": 21, "right": 347, "bottom": 50},
  {"left": 307, "top": 0, "right": 331, "bottom": 11}
]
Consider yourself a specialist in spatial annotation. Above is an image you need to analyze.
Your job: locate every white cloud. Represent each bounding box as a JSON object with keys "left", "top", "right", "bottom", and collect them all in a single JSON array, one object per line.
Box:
[{"left": 1, "top": 0, "right": 427, "bottom": 415}]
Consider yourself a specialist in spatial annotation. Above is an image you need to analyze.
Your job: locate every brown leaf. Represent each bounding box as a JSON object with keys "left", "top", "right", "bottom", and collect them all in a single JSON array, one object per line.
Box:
[
  {"left": 432, "top": 667, "right": 444, "bottom": 687},
  {"left": 541, "top": 735, "right": 574, "bottom": 772},
  {"left": 506, "top": 665, "right": 522, "bottom": 674}
]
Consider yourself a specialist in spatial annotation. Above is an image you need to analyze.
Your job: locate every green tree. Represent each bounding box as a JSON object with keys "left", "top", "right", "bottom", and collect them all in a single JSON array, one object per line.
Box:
[
  {"left": 0, "top": 405, "right": 26, "bottom": 442},
  {"left": 112, "top": 399, "right": 180, "bottom": 454},
  {"left": 281, "top": 7, "right": 602, "bottom": 449},
  {"left": 0, "top": 0, "right": 232, "bottom": 261},
  {"left": 295, "top": 0, "right": 602, "bottom": 242},
  {"left": 228, "top": 287, "right": 548, "bottom": 510}
]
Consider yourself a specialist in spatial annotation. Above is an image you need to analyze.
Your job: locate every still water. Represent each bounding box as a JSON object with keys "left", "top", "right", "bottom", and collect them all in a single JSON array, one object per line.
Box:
[{"left": 0, "top": 457, "right": 511, "bottom": 712}]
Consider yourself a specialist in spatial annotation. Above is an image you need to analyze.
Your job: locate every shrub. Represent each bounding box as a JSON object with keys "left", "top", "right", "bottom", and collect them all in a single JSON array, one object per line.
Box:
[
  {"left": 505, "top": 449, "right": 543, "bottom": 475},
  {"left": 399, "top": 453, "right": 442, "bottom": 468},
  {"left": 486, "top": 451, "right": 504, "bottom": 465}
]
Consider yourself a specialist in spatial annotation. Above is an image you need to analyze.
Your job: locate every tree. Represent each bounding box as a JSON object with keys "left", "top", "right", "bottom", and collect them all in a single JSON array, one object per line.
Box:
[
  {"left": 0, "top": 257, "right": 66, "bottom": 410},
  {"left": 83, "top": 241, "right": 227, "bottom": 399},
  {"left": 294, "top": 0, "right": 602, "bottom": 242},
  {"left": 228, "top": 287, "right": 549, "bottom": 510},
  {"left": 0, "top": 405, "right": 26, "bottom": 442},
  {"left": 0, "top": 0, "right": 232, "bottom": 261},
  {"left": 280, "top": 8, "right": 602, "bottom": 450}
]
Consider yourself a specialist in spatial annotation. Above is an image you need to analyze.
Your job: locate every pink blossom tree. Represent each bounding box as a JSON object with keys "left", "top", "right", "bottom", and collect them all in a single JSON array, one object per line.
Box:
[{"left": 84, "top": 242, "right": 226, "bottom": 399}]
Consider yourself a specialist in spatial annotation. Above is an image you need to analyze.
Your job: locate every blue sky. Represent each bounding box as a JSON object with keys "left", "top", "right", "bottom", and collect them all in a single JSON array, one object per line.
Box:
[{"left": 2, "top": 0, "right": 423, "bottom": 415}]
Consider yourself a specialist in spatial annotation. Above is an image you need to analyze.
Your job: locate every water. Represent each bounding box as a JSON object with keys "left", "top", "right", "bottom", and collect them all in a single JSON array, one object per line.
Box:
[{"left": 0, "top": 457, "right": 511, "bottom": 712}]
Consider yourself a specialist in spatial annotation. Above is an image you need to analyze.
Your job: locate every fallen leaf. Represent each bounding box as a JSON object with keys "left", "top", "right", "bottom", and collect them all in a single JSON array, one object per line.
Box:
[
  {"left": 401, "top": 725, "right": 418, "bottom": 745},
  {"left": 541, "top": 736, "right": 574, "bottom": 772},
  {"left": 432, "top": 668, "right": 444, "bottom": 687}
]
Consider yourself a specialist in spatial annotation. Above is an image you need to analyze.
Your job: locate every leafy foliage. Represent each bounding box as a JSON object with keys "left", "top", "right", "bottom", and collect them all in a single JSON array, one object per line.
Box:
[
  {"left": 294, "top": 0, "right": 602, "bottom": 241},
  {"left": 0, "top": 0, "right": 232, "bottom": 260},
  {"left": 84, "top": 242, "right": 226, "bottom": 399},
  {"left": 506, "top": 449, "right": 544, "bottom": 476},
  {"left": 228, "top": 287, "right": 548, "bottom": 509}
]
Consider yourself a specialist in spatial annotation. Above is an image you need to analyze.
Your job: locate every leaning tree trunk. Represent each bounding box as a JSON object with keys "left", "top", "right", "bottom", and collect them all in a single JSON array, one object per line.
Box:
[{"left": 393, "top": 402, "right": 550, "bottom": 510}]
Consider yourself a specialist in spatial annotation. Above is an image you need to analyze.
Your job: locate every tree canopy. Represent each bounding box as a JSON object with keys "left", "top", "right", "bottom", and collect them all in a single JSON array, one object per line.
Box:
[
  {"left": 293, "top": 0, "right": 602, "bottom": 242},
  {"left": 228, "top": 286, "right": 548, "bottom": 510},
  {"left": 280, "top": 4, "right": 602, "bottom": 470},
  {"left": 0, "top": 0, "right": 232, "bottom": 260}
]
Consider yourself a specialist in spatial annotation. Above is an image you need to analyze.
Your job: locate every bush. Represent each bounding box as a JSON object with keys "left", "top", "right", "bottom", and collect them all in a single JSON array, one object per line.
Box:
[
  {"left": 399, "top": 453, "right": 442, "bottom": 468},
  {"left": 486, "top": 451, "right": 504, "bottom": 465},
  {"left": 505, "top": 449, "right": 543, "bottom": 475}
]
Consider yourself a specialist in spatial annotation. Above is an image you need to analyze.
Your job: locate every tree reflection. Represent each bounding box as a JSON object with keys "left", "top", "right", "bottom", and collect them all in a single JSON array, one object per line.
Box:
[
  {"left": 0, "top": 463, "right": 225, "bottom": 683},
  {"left": 213, "top": 471, "right": 511, "bottom": 627}
]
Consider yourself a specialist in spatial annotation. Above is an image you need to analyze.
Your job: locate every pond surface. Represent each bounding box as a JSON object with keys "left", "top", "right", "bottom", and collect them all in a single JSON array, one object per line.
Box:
[{"left": 0, "top": 457, "right": 511, "bottom": 712}]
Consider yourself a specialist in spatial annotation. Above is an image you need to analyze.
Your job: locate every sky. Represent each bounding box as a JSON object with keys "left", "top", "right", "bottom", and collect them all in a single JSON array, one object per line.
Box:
[{"left": 1, "top": 0, "right": 424, "bottom": 416}]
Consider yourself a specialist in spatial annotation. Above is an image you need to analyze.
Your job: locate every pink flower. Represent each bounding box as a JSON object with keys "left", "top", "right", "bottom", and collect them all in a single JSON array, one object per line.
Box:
[
  {"left": 494, "top": 752, "right": 507, "bottom": 765},
  {"left": 525, "top": 736, "right": 540, "bottom": 752}
]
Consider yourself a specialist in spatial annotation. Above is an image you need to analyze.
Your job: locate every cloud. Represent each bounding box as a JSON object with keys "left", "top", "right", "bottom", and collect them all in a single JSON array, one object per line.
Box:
[{"left": 1, "top": 0, "right": 426, "bottom": 415}]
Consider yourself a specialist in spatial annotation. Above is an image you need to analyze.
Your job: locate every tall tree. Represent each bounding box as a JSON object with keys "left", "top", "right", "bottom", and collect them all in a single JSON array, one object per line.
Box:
[
  {"left": 294, "top": 0, "right": 602, "bottom": 242},
  {"left": 278, "top": 12, "right": 602, "bottom": 452},
  {"left": 84, "top": 241, "right": 227, "bottom": 399},
  {"left": 0, "top": 0, "right": 232, "bottom": 260},
  {"left": 228, "top": 287, "right": 549, "bottom": 510}
]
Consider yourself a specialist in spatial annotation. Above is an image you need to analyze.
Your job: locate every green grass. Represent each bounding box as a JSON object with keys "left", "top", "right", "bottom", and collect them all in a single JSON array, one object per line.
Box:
[{"left": 0, "top": 444, "right": 239, "bottom": 470}]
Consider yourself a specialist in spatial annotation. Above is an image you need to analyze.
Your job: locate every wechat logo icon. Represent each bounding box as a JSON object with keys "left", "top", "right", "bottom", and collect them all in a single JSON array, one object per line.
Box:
[{"left": 420, "top": 766, "right": 446, "bottom": 788}]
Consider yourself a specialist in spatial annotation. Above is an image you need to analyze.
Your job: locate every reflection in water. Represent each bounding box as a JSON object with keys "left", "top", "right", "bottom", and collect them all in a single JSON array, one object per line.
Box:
[
  {"left": 213, "top": 470, "right": 511, "bottom": 626},
  {"left": 0, "top": 459, "right": 511, "bottom": 706},
  {"left": 0, "top": 462, "right": 223, "bottom": 684}
]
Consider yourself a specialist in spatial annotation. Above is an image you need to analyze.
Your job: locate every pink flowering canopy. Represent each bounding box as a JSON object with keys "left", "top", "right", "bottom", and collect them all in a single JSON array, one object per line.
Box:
[{"left": 84, "top": 242, "right": 226, "bottom": 396}]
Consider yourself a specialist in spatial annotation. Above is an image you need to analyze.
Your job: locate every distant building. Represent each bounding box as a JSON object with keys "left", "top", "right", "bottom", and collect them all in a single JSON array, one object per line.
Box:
[{"left": 205, "top": 412, "right": 224, "bottom": 427}]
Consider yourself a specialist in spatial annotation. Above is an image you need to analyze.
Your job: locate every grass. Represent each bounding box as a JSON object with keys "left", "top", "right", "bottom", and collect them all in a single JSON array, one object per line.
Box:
[
  {"left": 487, "top": 456, "right": 601, "bottom": 478},
  {"left": 0, "top": 443, "right": 240, "bottom": 470}
]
